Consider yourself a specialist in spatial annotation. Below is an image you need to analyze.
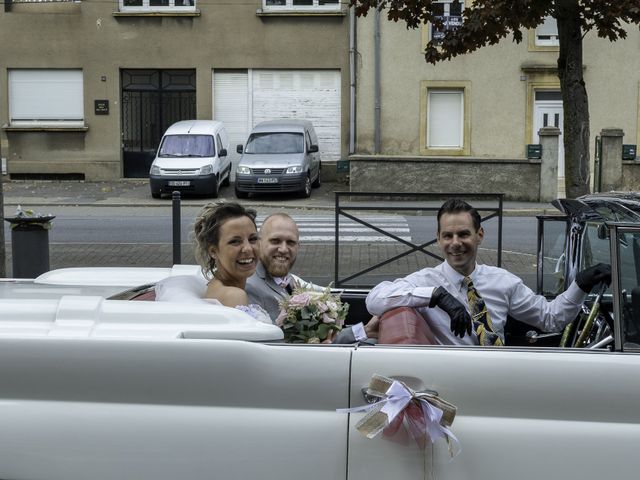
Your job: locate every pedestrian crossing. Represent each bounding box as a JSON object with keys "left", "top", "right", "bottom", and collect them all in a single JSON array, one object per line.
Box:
[{"left": 256, "top": 215, "right": 411, "bottom": 243}]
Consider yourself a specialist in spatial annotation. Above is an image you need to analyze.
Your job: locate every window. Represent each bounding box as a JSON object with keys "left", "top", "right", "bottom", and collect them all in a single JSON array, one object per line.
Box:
[
  {"left": 246, "top": 133, "right": 304, "bottom": 154},
  {"left": 420, "top": 81, "right": 470, "bottom": 155},
  {"left": 535, "top": 16, "right": 559, "bottom": 46},
  {"left": 428, "top": 90, "right": 463, "bottom": 148},
  {"left": 262, "top": 0, "right": 339, "bottom": 12},
  {"left": 429, "top": 0, "right": 464, "bottom": 43},
  {"left": 158, "top": 135, "right": 215, "bottom": 158},
  {"left": 119, "top": 0, "right": 195, "bottom": 13},
  {"left": 9, "top": 69, "right": 84, "bottom": 127}
]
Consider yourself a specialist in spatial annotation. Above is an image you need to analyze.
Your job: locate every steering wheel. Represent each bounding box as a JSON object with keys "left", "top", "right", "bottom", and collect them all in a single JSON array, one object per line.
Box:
[{"left": 560, "top": 283, "right": 613, "bottom": 349}]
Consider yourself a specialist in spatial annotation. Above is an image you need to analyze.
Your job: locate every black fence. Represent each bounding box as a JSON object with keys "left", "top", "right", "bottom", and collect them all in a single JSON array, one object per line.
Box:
[{"left": 333, "top": 192, "right": 504, "bottom": 288}]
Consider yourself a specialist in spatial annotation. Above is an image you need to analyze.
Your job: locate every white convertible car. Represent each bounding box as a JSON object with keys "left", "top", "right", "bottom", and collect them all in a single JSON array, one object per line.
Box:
[{"left": 0, "top": 194, "right": 639, "bottom": 480}]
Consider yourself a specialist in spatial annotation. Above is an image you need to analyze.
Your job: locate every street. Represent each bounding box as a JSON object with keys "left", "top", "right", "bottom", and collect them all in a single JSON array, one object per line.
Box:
[{"left": 2, "top": 205, "right": 539, "bottom": 288}]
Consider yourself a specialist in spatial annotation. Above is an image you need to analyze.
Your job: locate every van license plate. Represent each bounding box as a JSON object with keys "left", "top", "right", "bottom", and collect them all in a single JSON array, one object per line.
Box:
[
  {"left": 257, "top": 178, "right": 278, "bottom": 184},
  {"left": 168, "top": 181, "right": 191, "bottom": 187}
]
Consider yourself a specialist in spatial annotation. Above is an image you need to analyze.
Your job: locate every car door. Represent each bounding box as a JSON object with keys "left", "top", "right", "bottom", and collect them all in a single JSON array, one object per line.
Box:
[
  {"left": 306, "top": 130, "right": 319, "bottom": 179},
  {"left": 347, "top": 345, "right": 640, "bottom": 479},
  {"left": 0, "top": 339, "right": 352, "bottom": 480}
]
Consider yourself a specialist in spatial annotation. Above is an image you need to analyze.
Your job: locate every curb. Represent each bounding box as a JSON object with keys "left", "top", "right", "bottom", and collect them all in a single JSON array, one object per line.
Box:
[{"left": 2, "top": 199, "right": 556, "bottom": 216}]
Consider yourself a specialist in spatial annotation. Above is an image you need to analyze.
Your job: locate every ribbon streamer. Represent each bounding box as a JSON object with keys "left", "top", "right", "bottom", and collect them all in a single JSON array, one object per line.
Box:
[{"left": 337, "top": 374, "right": 461, "bottom": 457}]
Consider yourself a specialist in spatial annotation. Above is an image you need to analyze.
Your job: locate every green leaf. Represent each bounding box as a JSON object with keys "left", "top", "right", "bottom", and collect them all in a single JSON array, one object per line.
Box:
[{"left": 317, "top": 323, "right": 330, "bottom": 339}]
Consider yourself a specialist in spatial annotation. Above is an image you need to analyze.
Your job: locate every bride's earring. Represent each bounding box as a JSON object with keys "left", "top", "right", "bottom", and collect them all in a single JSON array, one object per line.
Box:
[{"left": 211, "top": 256, "right": 218, "bottom": 277}]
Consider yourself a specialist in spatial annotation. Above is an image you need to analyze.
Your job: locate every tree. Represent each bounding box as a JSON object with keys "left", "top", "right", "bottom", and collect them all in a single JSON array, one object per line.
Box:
[{"left": 351, "top": 0, "right": 640, "bottom": 198}]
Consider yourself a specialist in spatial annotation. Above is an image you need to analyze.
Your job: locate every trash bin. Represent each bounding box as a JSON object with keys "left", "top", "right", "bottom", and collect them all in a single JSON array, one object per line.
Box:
[{"left": 5, "top": 214, "right": 55, "bottom": 278}]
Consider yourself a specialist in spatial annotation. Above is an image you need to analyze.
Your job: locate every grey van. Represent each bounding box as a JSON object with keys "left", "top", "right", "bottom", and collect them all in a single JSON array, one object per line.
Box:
[{"left": 234, "top": 119, "right": 321, "bottom": 198}]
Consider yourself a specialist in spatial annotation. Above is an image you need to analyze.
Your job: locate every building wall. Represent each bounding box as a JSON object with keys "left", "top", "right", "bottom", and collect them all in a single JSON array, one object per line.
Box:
[
  {"left": 0, "top": 0, "right": 350, "bottom": 180},
  {"left": 352, "top": 13, "right": 640, "bottom": 197}
]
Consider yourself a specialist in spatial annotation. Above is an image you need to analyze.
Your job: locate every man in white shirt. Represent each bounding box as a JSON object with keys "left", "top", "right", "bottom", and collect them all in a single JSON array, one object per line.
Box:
[
  {"left": 366, "top": 198, "right": 611, "bottom": 345},
  {"left": 246, "top": 213, "right": 378, "bottom": 343}
]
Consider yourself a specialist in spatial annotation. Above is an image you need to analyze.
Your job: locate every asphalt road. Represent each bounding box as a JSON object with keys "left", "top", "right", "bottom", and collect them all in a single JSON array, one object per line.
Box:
[{"left": 3, "top": 206, "right": 538, "bottom": 254}]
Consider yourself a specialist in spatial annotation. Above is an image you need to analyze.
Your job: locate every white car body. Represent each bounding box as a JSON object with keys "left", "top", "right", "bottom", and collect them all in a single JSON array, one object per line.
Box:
[
  {"left": 2, "top": 190, "right": 640, "bottom": 480},
  {"left": 0, "top": 265, "right": 637, "bottom": 480}
]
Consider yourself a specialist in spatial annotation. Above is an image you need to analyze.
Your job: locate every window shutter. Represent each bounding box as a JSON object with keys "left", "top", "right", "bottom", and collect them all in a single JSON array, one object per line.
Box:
[
  {"left": 9, "top": 69, "right": 83, "bottom": 123},
  {"left": 427, "top": 90, "right": 463, "bottom": 148}
]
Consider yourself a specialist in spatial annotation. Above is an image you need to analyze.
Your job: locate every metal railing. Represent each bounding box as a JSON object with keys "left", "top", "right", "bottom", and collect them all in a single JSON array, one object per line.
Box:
[{"left": 334, "top": 192, "right": 504, "bottom": 288}]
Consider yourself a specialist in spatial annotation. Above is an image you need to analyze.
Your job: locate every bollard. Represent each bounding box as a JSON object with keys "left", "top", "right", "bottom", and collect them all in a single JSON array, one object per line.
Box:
[
  {"left": 5, "top": 214, "right": 55, "bottom": 278},
  {"left": 172, "top": 191, "right": 181, "bottom": 265}
]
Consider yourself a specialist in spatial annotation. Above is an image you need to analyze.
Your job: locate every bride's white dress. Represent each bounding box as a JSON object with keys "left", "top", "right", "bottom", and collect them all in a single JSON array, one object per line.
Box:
[{"left": 154, "top": 275, "right": 272, "bottom": 324}]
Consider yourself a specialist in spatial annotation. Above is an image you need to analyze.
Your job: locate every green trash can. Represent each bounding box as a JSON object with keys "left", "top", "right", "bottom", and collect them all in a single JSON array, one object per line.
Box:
[{"left": 5, "top": 214, "right": 55, "bottom": 278}]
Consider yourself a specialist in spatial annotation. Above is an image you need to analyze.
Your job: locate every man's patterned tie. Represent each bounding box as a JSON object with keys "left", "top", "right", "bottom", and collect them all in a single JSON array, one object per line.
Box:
[{"left": 463, "top": 276, "right": 504, "bottom": 346}]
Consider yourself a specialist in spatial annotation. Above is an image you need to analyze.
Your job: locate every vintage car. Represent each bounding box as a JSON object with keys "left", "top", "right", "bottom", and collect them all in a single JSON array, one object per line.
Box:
[{"left": 0, "top": 193, "right": 639, "bottom": 480}]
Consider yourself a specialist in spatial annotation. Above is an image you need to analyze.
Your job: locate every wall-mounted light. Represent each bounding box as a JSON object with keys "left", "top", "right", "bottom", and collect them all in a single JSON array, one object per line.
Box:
[{"left": 101, "top": 75, "right": 107, "bottom": 82}]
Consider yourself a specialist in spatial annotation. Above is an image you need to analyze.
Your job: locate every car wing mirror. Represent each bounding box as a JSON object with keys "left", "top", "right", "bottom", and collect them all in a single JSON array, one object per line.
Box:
[
  {"left": 237, "top": 145, "right": 243, "bottom": 154},
  {"left": 597, "top": 223, "right": 609, "bottom": 240},
  {"left": 308, "top": 144, "right": 319, "bottom": 153},
  {"left": 219, "top": 148, "right": 227, "bottom": 157}
]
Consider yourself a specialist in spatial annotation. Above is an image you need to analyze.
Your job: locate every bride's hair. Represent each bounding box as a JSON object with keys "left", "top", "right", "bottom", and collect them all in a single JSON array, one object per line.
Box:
[{"left": 194, "top": 202, "right": 257, "bottom": 279}]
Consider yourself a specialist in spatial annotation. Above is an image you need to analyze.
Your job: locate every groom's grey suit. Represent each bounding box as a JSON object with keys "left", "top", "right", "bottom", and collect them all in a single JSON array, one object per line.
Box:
[
  {"left": 245, "top": 262, "right": 301, "bottom": 321},
  {"left": 245, "top": 262, "right": 362, "bottom": 343}
]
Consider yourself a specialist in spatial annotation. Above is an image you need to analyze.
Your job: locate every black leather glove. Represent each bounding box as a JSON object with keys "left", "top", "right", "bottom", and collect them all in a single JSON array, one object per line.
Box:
[
  {"left": 575, "top": 263, "right": 612, "bottom": 293},
  {"left": 429, "top": 286, "right": 472, "bottom": 338}
]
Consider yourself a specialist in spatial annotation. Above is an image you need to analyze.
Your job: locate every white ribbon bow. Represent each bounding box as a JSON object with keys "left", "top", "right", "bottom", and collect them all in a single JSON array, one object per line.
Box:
[{"left": 337, "top": 375, "right": 461, "bottom": 457}]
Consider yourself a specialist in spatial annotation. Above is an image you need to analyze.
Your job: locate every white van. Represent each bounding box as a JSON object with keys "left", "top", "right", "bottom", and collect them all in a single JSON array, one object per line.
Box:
[{"left": 149, "top": 120, "right": 231, "bottom": 198}]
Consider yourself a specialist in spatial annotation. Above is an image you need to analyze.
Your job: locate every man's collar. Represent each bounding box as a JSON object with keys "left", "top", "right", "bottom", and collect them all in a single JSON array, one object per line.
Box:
[
  {"left": 442, "top": 261, "right": 478, "bottom": 289},
  {"left": 273, "top": 275, "right": 291, "bottom": 287}
]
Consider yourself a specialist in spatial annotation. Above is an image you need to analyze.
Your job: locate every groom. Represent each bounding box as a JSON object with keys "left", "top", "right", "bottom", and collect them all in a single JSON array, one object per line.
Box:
[{"left": 246, "top": 212, "right": 379, "bottom": 343}]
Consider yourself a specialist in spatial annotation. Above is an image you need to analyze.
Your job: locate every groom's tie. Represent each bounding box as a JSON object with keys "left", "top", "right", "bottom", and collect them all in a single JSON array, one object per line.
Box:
[{"left": 463, "top": 276, "right": 504, "bottom": 346}]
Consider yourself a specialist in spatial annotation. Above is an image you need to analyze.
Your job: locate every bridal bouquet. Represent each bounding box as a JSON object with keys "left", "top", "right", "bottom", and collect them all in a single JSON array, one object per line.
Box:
[{"left": 276, "top": 286, "right": 349, "bottom": 343}]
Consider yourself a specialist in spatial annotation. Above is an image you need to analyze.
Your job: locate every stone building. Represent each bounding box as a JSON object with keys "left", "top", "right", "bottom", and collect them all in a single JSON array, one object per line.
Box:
[
  {"left": 349, "top": 7, "right": 640, "bottom": 200},
  {"left": 0, "top": 0, "right": 350, "bottom": 181}
]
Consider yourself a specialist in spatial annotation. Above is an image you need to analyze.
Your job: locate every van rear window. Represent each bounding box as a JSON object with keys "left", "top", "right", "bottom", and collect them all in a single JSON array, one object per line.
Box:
[
  {"left": 245, "top": 132, "right": 303, "bottom": 154},
  {"left": 159, "top": 135, "right": 215, "bottom": 157}
]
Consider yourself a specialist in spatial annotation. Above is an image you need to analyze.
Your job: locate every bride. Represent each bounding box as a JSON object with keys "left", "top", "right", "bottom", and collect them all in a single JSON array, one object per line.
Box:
[{"left": 193, "top": 202, "right": 270, "bottom": 322}]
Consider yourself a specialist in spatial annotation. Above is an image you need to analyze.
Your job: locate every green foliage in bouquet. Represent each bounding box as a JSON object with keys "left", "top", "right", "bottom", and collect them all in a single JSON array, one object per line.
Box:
[{"left": 276, "top": 286, "right": 349, "bottom": 343}]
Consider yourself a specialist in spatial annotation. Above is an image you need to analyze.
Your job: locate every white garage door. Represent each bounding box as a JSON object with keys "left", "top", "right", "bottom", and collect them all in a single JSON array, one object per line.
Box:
[{"left": 213, "top": 69, "right": 341, "bottom": 179}]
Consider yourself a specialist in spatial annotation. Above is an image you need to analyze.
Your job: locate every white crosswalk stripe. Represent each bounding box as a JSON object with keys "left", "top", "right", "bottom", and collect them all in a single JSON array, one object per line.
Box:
[{"left": 256, "top": 215, "right": 411, "bottom": 243}]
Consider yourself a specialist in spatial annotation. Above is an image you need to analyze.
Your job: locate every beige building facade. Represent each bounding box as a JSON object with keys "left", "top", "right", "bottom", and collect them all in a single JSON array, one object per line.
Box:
[
  {"left": 0, "top": 0, "right": 350, "bottom": 180},
  {"left": 350, "top": 10, "right": 640, "bottom": 199}
]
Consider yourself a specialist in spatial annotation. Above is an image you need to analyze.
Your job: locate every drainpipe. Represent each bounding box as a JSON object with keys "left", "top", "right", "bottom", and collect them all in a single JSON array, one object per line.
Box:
[
  {"left": 349, "top": 5, "right": 356, "bottom": 154},
  {"left": 374, "top": 8, "right": 381, "bottom": 154}
]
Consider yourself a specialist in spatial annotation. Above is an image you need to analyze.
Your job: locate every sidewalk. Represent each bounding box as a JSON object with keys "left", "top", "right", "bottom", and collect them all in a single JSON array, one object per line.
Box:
[{"left": 0, "top": 178, "right": 560, "bottom": 214}]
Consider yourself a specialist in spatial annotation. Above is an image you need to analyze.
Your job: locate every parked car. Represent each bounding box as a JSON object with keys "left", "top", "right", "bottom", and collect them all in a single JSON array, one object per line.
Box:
[
  {"left": 235, "top": 119, "right": 321, "bottom": 199},
  {"left": 149, "top": 120, "right": 231, "bottom": 199},
  {"left": 0, "top": 193, "right": 639, "bottom": 480}
]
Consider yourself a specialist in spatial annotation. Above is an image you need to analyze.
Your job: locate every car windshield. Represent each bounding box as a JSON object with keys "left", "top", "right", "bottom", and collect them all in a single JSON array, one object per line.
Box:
[
  {"left": 245, "top": 132, "right": 303, "bottom": 154},
  {"left": 159, "top": 135, "right": 215, "bottom": 157}
]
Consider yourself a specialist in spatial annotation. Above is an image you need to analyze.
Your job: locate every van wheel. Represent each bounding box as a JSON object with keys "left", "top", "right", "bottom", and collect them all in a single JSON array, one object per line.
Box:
[
  {"left": 300, "top": 174, "right": 312, "bottom": 198},
  {"left": 235, "top": 186, "right": 249, "bottom": 199},
  {"left": 221, "top": 168, "right": 230, "bottom": 187},
  {"left": 210, "top": 176, "right": 219, "bottom": 198},
  {"left": 311, "top": 166, "right": 321, "bottom": 188},
  {"left": 151, "top": 191, "right": 161, "bottom": 199}
]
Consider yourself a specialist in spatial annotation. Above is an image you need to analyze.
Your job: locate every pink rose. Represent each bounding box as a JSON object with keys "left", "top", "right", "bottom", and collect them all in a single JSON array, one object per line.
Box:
[
  {"left": 288, "top": 293, "right": 311, "bottom": 308},
  {"left": 316, "top": 301, "right": 328, "bottom": 312}
]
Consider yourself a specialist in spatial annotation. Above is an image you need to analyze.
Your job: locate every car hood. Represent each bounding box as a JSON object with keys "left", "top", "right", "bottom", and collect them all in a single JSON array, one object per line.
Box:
[
  {"left": 238, "top": 153, "right": 303, "bottom": 168},
  {"left": 153, "top": 157, "right": 214, "bottom": 169},
  {"left": 553, "top": 193, "right": 640, "bottom": 223}
]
